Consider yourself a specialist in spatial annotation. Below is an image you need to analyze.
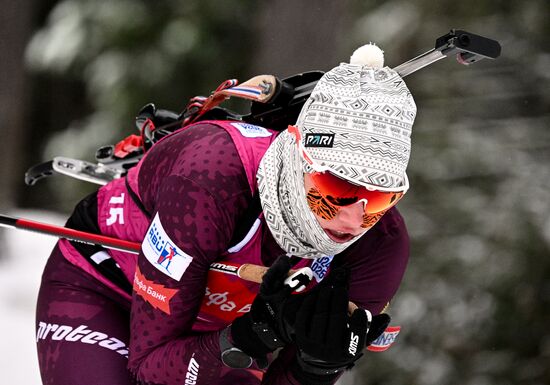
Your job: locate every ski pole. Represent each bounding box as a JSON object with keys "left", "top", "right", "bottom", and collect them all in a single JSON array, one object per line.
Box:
[
  {"left": 1, "top": 213, "right": 399, "bottom": 349},
  {"left": 0, "top": 213, "right": 140, "bottom": 253},
  {"left": 0, "top": 213, "right": 285, "bottom": 284}
]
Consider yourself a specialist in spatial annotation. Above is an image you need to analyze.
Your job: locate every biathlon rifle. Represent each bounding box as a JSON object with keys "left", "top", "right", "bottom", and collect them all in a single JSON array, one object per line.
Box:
[{"left": 24, "top": 29, "right": 500, "bottom": 186}]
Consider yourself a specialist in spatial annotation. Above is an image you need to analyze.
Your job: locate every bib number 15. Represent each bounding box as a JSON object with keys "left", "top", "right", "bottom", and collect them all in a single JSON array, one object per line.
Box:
[{"left": 107, "top": 193, "right": 125, "bottom": 226}]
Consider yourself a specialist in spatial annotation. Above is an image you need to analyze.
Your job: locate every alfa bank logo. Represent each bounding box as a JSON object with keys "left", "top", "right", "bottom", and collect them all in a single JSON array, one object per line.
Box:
[{"left": 134, "top": 266, "right": 178, "bottom": 314}]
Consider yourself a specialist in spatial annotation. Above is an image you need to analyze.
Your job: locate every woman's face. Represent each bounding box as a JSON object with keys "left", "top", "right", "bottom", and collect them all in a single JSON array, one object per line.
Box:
[{"left": 303, "top": 173, "right": 370, "bottom": 244}]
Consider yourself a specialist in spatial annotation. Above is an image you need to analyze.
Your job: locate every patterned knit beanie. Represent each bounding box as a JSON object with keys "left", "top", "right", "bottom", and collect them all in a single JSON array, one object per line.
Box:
[
  {"left": 295, "top": 44, "right": 416, "bottom": 188},
  {"left": 257, "top": 44, "right": 417, "bottom": 258}
]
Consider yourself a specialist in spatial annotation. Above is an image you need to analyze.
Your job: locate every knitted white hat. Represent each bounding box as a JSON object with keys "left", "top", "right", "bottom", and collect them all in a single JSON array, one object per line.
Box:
[
  {"left": 295, "top": 44, "right": 416, "bottom": 188},
  {"left": 257, "top": 43, "right": 417, "bottom": 259}
]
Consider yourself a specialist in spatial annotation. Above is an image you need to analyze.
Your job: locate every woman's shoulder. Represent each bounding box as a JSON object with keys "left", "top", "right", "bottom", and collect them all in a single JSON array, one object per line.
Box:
[
  {"left": 339, "top": 207, "right": 408, "bottom": 263},
  {"left": 373, "top": 207, "right": 407, "bottom": 238}
]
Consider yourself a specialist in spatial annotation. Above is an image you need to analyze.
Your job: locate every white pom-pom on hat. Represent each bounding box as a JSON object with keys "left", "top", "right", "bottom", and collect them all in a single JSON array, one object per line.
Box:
[{"left": 349, "top": 43, "right": 384, "bottom": 69}]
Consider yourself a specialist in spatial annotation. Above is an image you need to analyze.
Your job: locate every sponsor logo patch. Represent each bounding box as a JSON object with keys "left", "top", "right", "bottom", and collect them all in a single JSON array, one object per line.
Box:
[
  {"left": 185, "top": 354, "right": 200, "bottom": 384},
  {"left": 142, "top": 213, "right": 193, "bottom": 281},
  {"left": 209, "top": 262, "right": 240, "bottom": 275},
  {"left": 198, "top": 261, "right": 257, "bottom": 323},
  {"left": 367, "top": 326, "right": 401, "bottom": 352},
  {"left": 230, "top": 122, "right": 272, "bottom": 138},
  {"left": 304, "top": 133, "right": 335, "bottom": 148},
  {"left": 310, "top": 255, "right": 334, "bottom": 282},
  {"left": 36, "top": 322, "right": 129, "bottom": 358},
  {"left": 348, "top": 332, "right": 359, "bottom": 355},
  {"left": 133, "top": 266, "right": 178, "bottom": 314}
]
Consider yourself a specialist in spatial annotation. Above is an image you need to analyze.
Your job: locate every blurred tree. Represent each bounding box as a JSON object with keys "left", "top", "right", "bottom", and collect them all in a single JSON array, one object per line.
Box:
[
  {"left": 0, "top": 0, "right": 34, "bottom": 211},
  {"left": 250, "top": 0, "right": 353, "bottom": 76},
  {"left": 348, "top": 1, "right": 550, "bottom": 384},
  {"left": 22, "top": 0, "right": 258, "bottom": 212}
]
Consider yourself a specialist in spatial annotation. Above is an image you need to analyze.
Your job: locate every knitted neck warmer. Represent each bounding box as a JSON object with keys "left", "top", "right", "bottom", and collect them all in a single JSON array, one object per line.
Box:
[{"left": 257, "top": 130, "right": 360, "bottom": 259}]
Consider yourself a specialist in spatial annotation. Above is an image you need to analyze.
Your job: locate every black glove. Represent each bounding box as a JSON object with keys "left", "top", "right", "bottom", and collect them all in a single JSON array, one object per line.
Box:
[
  {"left": 230, "top": 256, "right": 311, "bottom": 359},
  {"left": 290, "top": 267, "right": 389, "bottom": 384}
]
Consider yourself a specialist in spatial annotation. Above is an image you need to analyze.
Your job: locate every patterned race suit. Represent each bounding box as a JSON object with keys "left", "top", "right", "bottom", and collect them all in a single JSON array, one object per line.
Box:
[{"left": 35, "top": 121, "right": 410, "bottom": 385}]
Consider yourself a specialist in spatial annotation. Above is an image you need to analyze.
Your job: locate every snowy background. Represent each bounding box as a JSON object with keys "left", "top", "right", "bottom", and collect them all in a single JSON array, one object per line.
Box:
[{"left": 0, "top": 210, "right": 65, "bottom": 385}]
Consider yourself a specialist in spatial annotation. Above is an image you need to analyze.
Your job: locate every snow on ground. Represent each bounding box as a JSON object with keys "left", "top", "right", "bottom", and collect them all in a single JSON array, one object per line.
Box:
[{"left": 0, "top": 209, "right": 67, "bottom": 385}]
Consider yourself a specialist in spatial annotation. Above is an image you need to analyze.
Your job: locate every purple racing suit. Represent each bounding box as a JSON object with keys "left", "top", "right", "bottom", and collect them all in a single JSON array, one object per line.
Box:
[{"left": 36, "top": 121, "right": 410, "bottom": 384}]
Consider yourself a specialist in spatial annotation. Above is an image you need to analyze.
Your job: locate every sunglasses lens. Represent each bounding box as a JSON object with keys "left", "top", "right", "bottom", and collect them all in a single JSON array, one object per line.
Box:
[
  {"left": 310, "top": 171, "right": 361, "bottom": 197},
  {"left": 310, "top": 172, "right": 404, "bottom": 214},
  {"left": 361, "top": 190, "right": 403, "bottom": 214}
]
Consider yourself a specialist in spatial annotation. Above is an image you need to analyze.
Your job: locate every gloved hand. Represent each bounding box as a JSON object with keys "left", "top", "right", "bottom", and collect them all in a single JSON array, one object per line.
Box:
[
  {"left": 230, "top": 256, "right": 311, "bottom": 360},
  {"left": 290, "top": 267, "right": 390, "bottom": 384}
]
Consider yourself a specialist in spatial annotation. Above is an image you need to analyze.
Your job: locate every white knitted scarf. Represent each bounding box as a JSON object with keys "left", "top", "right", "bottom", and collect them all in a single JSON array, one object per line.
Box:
[{"left": 256, "top": 130, "right": 361, "bottom": 259}]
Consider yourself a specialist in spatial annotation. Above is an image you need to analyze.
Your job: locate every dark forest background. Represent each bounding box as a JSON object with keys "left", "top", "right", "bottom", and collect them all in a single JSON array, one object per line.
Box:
[{"left": 1, "top": 1, "right": 549, "bottom": 384}]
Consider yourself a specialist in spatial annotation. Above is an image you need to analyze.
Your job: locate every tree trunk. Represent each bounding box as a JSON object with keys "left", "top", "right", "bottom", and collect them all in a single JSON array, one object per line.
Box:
[{"left": 0, "top": 0, "right": 34, "bottom": 211}]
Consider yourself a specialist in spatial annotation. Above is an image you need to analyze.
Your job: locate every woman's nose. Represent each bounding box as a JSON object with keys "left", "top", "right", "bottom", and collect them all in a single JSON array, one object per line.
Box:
[{"left": 335, "top": 201, "right": 365, "bottom": 230}]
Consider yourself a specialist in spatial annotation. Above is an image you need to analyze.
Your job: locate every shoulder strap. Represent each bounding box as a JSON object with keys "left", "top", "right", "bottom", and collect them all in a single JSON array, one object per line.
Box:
[
  {"left": 125, "top": 177, "right": 152, "bottom": 218},
  {"left": 125, "top": 175, "right": 263, "bottom": 249},
  {"left": 228, "top": 192, "right": 262, "bottom": 248}
]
